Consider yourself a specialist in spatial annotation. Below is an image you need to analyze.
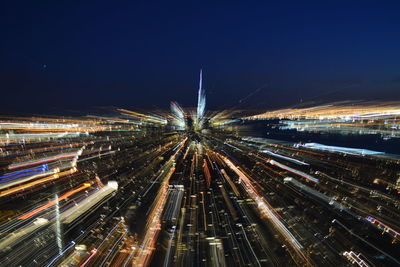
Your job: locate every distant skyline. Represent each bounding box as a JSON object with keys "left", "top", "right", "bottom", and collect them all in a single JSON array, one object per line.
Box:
[{"left": 1, "top": 1, "right": 400, "bottom": 113}]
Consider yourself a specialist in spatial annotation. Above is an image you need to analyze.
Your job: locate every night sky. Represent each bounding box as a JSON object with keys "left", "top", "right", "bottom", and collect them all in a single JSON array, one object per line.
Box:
[{"left": 1, "top": 1, "right": 400, "bottom": 113}]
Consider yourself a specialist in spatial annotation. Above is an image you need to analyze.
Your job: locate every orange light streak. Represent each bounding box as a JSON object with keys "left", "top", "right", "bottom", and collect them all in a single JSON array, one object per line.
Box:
[
  {"left": 0, "top": 168, "right": 77, "bottom": 197},
  {"left": 18, "top": 183, "right": 91, "bottom": 220}
]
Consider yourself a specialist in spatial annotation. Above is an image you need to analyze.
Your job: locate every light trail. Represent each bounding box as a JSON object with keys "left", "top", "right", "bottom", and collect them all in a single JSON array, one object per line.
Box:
[
  {"left": 0, "top": 164, "right": 48, "bottom": 183},
  {"left": 217, "top": 153, "right": 312, "bottom": 265},
  {"left": 132, "top": 166, "right": 176, "bottom": 266},
  {"left": 0, "top": 168, "right": 57, "bottom": 190},
  {"left": 260, "top": 149, "right": 309, "bottom": 165},
  {"left": 0, "top": 167, "right": 77, "bottom": 197},
  {"left": 0, "top": 132, "right": 85, "bottom": 145},
  {"left": 0, "top": 165, "right": 47, "bottom": 179},
  {"left": 44, "top": 241, "right": 76, "bottom": 267},
  {"left": 300, "top": 143, "right": 385, "bottom": 156},
  {"left": 203, "top": 159, "right": 211, "bottom": 188},
  {"left": 80, "top": 248, "right": 98, "bottom": 267},
  {"left": 18, "top": 183, "right": 91, "bottom": 220},
  {"left": 245, "top": 102, "right": 400, "bottom": 120},
  {"left": 220, "top": 169, "right": 240, "bottom": 196},
  {"left": 8, "top": 150, "right": 82, "bottom": 170},
  {"left": 0, "top": 142, "right": 86, "bottom": 158},
  {"left": 366, "top": 216, "right": 400, "bottom": 242},
  {"left": 268, "top": 159, "right": 319, "bottom": 183},
  {"left": 61, "top": 181, "right": 118, "bottom": 224}
]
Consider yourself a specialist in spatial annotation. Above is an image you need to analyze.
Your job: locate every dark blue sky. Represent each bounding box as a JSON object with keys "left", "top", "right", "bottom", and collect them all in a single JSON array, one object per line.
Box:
[{"left": 1, "top": 1, "right": 400, "bottom": 113}]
